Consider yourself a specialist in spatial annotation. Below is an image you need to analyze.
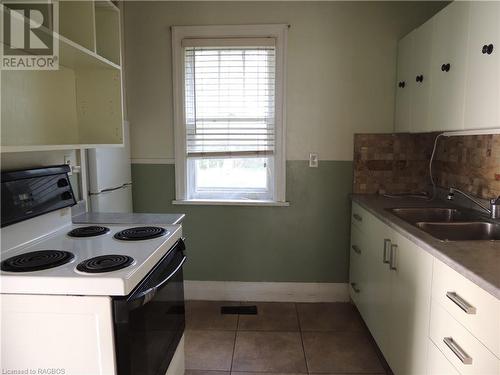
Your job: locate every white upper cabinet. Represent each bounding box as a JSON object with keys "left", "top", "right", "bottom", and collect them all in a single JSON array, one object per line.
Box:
[
  {"left": 0, "top": 0, "right": 124, "bottom": 152},
  {"left": 409, "top": 18, "right": 434, "bottom": 133},
  {"left": 394, "top": 33, "right": 414, "bottom": 132},
  {"left": 464, "top": 1, "right": 500, "bottom": 130},
  {"left": 394, "top": 1, "right": 500, "bottom": 133},
  {"left": 429, "top": 1, "right": 470, "bottom": 132}
]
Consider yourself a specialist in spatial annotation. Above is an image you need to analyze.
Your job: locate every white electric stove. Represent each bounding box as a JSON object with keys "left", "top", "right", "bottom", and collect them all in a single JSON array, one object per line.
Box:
[
  {"left": 1, "top": 165, "right": 186, "bottom": 375},
  {"left": 1, "top": 222, "right": 182, "bottom": 296}
]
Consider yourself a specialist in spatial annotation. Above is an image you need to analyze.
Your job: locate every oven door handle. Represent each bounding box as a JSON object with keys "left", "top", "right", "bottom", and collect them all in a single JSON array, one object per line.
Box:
[{"left": 131, "top": 255, "right": 187, "bottom": 307}]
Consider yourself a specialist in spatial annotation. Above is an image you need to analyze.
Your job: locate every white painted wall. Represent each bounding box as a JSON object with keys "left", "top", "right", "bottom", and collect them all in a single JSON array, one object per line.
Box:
[{"left": 123, "top": 1, "right": 447, "bottom": 162}]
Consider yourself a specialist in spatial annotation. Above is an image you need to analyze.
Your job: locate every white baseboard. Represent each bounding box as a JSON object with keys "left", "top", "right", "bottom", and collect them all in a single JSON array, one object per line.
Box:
[{"left": 184, "top": 281, "right": 349, "bottom": 303}]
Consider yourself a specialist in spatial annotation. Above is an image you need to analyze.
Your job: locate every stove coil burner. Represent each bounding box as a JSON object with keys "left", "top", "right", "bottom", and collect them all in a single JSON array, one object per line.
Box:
[
  {"left": 114, "top": 226, "right": 167, "bottom": 241},
  {"left": 68, "top": 226, "right": 110, "bottom": 238},
  {"left": 1, "top": 250, "right": 75, "bottom": 272},
  {"left": 76, "top": 255, "right": 134, "bottom": 273}
]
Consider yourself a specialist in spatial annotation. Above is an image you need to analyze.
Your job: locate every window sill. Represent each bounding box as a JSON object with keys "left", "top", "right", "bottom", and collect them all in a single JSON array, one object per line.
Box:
[{"left": 172, "top": 199, "right": 290, "bottom": 207}]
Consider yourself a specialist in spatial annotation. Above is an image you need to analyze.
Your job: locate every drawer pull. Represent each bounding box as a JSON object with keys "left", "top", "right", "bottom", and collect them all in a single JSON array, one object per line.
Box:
[
  {"left": 353, "top": 213, "right": 362, "bottom": 222},
  {"left": 350, "top": 282, "right": 361, "bottom": 293},
  {"left": 351, "top": 245, "right": 361, "bottom": 254},
  {"left": 389, "top": 244, "right": 398, "bottom": 271},
  {"left": 443, "top": 337, "right": 473, "bottom": 365},
  {"left": 383, "top": 238, "right": 391, "bottom": 264},
  {"left": 446, "top": 292, "right": 477, "bottom": 315}
]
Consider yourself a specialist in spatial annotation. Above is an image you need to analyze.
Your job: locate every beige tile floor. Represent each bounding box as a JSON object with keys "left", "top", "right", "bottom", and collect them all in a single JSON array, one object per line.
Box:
[{"left": 185, "top": 301, "right": 389, "bottom": 375}]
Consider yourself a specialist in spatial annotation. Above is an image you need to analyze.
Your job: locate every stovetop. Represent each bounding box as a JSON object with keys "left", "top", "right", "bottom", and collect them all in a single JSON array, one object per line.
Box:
[{"left": 0, "top": 223, "right": 182, "bottom": 296}]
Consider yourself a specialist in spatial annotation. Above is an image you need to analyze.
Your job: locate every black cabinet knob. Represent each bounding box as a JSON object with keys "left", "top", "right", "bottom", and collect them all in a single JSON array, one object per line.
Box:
[
  {"left": 398, "top": 81, "right": 406, "bottom": 88},
  {"left": 482, "top": 44, "right": 494, "bottom": 55},
  {"left": 441, "top": 63, "right": 451, "bottom": 72},
  {"left": 416, "top": 75, "right": 424, "bottom": 82}
]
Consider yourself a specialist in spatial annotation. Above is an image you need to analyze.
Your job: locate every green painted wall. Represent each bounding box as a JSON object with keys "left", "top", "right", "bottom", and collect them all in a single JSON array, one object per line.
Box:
[{"left": 132, "top": 161, "right": 353, "bottom": 282}]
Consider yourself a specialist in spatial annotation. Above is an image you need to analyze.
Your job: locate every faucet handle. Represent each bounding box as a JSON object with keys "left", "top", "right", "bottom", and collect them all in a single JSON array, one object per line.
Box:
[{"left": 490, "top": 196, "right": 500, "bottom": 205}]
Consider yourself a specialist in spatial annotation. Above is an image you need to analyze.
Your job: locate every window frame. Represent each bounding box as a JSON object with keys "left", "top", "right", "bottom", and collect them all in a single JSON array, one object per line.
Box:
[{"left": 171, "top": 24, "right": 288, "bottom": 205}]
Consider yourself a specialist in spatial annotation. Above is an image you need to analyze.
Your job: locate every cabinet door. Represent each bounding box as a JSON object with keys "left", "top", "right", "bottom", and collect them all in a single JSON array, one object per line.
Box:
[
  {"left": 388, "top": 232, "right": 433, "bottom": 375},
  {"left": 395, "top": 32, "right": 414, "bottom": 132},
  {"left": 410, "top": 18, "right": 434, "bottom": 132},
  {"left": 464, "top": 1, "right": 500, "bottom": 130},
  {"left": 429, "top": 2, "right": 470, "bottom": 132},
  {"left": 360, "top": 222, "right": 393, "bottom": 358}
]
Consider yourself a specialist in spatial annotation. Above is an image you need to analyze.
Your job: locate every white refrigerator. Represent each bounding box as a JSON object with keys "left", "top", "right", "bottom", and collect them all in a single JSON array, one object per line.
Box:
[{"left": 87, "top": 121, "right": 133, "bottom": 213}]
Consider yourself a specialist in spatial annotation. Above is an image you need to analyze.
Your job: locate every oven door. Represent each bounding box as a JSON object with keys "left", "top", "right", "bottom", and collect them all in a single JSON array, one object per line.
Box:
[{"left": 113, "top": 238, "right": 186, "bottom": 375}]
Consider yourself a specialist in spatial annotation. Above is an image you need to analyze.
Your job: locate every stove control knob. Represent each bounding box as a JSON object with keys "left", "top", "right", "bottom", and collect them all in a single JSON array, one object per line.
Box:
[
  {"left": 60, "top": 191, "right": 73, "bottom": 201},
  {"left": 57, "top": 178, "right": 69, "bottom": 188}
]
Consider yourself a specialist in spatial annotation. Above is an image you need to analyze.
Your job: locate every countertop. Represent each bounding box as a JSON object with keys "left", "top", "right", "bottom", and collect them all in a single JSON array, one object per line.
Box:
[
  {"left": 73, "top": 212, "right": 185, "bottom": 226},
  {"left": 351, "top": 194, "right": 500, "bottom": 300}
]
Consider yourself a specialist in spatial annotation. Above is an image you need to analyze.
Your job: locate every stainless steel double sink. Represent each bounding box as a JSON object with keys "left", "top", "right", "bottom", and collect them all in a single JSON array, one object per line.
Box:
[{"left": 388, "top": 207, "right": 500, "bottom": 241}]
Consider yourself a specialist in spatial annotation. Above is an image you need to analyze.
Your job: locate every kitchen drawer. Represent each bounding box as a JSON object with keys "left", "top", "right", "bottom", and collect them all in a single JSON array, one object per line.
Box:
[
  {"left": 351, "top": 202, "right": 366, "bottom": 232},
  {"left": 428, "top": 339, "right": 460, "bottom": 375},
  {"left": 349, "top": 225, "right": 364, "bottom": 304},
  {"left": 430, "top": 301, "right": 499, "bottom": 375},
  {"left": 432, "top": 258, "right": 500, "bottom": 358},
  {"left": 351, "top": 202, "right": 386, "bottom": 237}
]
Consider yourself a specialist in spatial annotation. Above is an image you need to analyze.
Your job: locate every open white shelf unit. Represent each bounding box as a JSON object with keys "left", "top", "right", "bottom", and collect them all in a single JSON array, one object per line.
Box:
[{"left": 1, "top": 0, "right": 124, "bottom": 153}]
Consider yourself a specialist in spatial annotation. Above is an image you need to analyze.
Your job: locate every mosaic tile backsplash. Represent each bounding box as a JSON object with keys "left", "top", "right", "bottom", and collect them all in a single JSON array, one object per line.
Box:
[{"left": 353, "top": 133, "right": 500, "bottom": 199}]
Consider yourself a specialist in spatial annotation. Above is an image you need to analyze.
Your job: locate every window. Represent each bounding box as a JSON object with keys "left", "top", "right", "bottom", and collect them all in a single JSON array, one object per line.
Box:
[{"left": 172, "top": 25, "right": 287, "bottom": 205}]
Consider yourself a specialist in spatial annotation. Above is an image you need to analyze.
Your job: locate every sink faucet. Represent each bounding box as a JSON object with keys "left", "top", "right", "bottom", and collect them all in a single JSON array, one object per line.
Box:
[{"left": 447, "top": 188, "right": 500, "bottom": 219}]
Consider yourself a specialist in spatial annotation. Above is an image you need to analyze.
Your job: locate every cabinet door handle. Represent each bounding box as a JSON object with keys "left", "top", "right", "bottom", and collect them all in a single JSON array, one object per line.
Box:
[
  {"left": 351, "top": 245, "right": 362, "bottom": 254},
  {"left": 441, "top": 63, "right": 451, "bottom": 72},
  {"left": 446, "top": 292, "right": 477, "bottom": 314},
  {"left": 350, "top": 282, "right": 361, "bottom": 293},
  {"left": 389, "top": 244, "right": 398, "bottom": 270},
  {"left": 353, "top": 213, "right": 362, "bottom": 222},
  {"left": 383, "top": 239, "right": 391, "bottom": 264},
  {"left": 443, "top": 337, "right": 473, "bottom": 365}
]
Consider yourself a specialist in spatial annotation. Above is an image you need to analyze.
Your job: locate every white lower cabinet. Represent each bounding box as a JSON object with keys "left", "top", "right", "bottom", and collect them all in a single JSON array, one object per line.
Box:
[
  {"left": 349, "top": 203, "right": 500, "bottom": 375},
  {"left": 428, "top": 340, "right": 460, "bottom": 375},
  {"left": 349, "top": 203, "right": 432, "bottom": 375},
  {"left": 430, "top": 302, "right": 499, "bottom": 375},
  {"left": 387, "top": 231, "right": 433, "bottom": 375}
]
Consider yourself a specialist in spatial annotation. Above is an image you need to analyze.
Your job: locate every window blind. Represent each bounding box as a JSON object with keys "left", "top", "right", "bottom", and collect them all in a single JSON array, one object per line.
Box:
[{"left": 183, "top": 40, "right": 276, "bottom": 158}]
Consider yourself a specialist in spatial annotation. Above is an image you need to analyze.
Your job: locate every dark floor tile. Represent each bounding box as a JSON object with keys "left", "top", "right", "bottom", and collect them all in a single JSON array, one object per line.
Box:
[
  {"left": 238, "top": 302, "right": 299, "bottom": 331},
  {"left": 186, "top": 371, "right": 229, "bottom": 375},
  {"left": 232, "top": 373, "right": 306, "bottom": 375},
  {"left": 297, "top": 302, "right": 365, "bottom": 332},
  {"left": 302, "top": 331, "right": 385, "bottom": 373},
  {"left": 232, "top": 331, "right": 307, "bottom": 373},
  {"left": 185, "top": 330, "right": 235, "bottom": 371},
  {"left": 186, "top": 301, "right": 239, "bottom": 331}
]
